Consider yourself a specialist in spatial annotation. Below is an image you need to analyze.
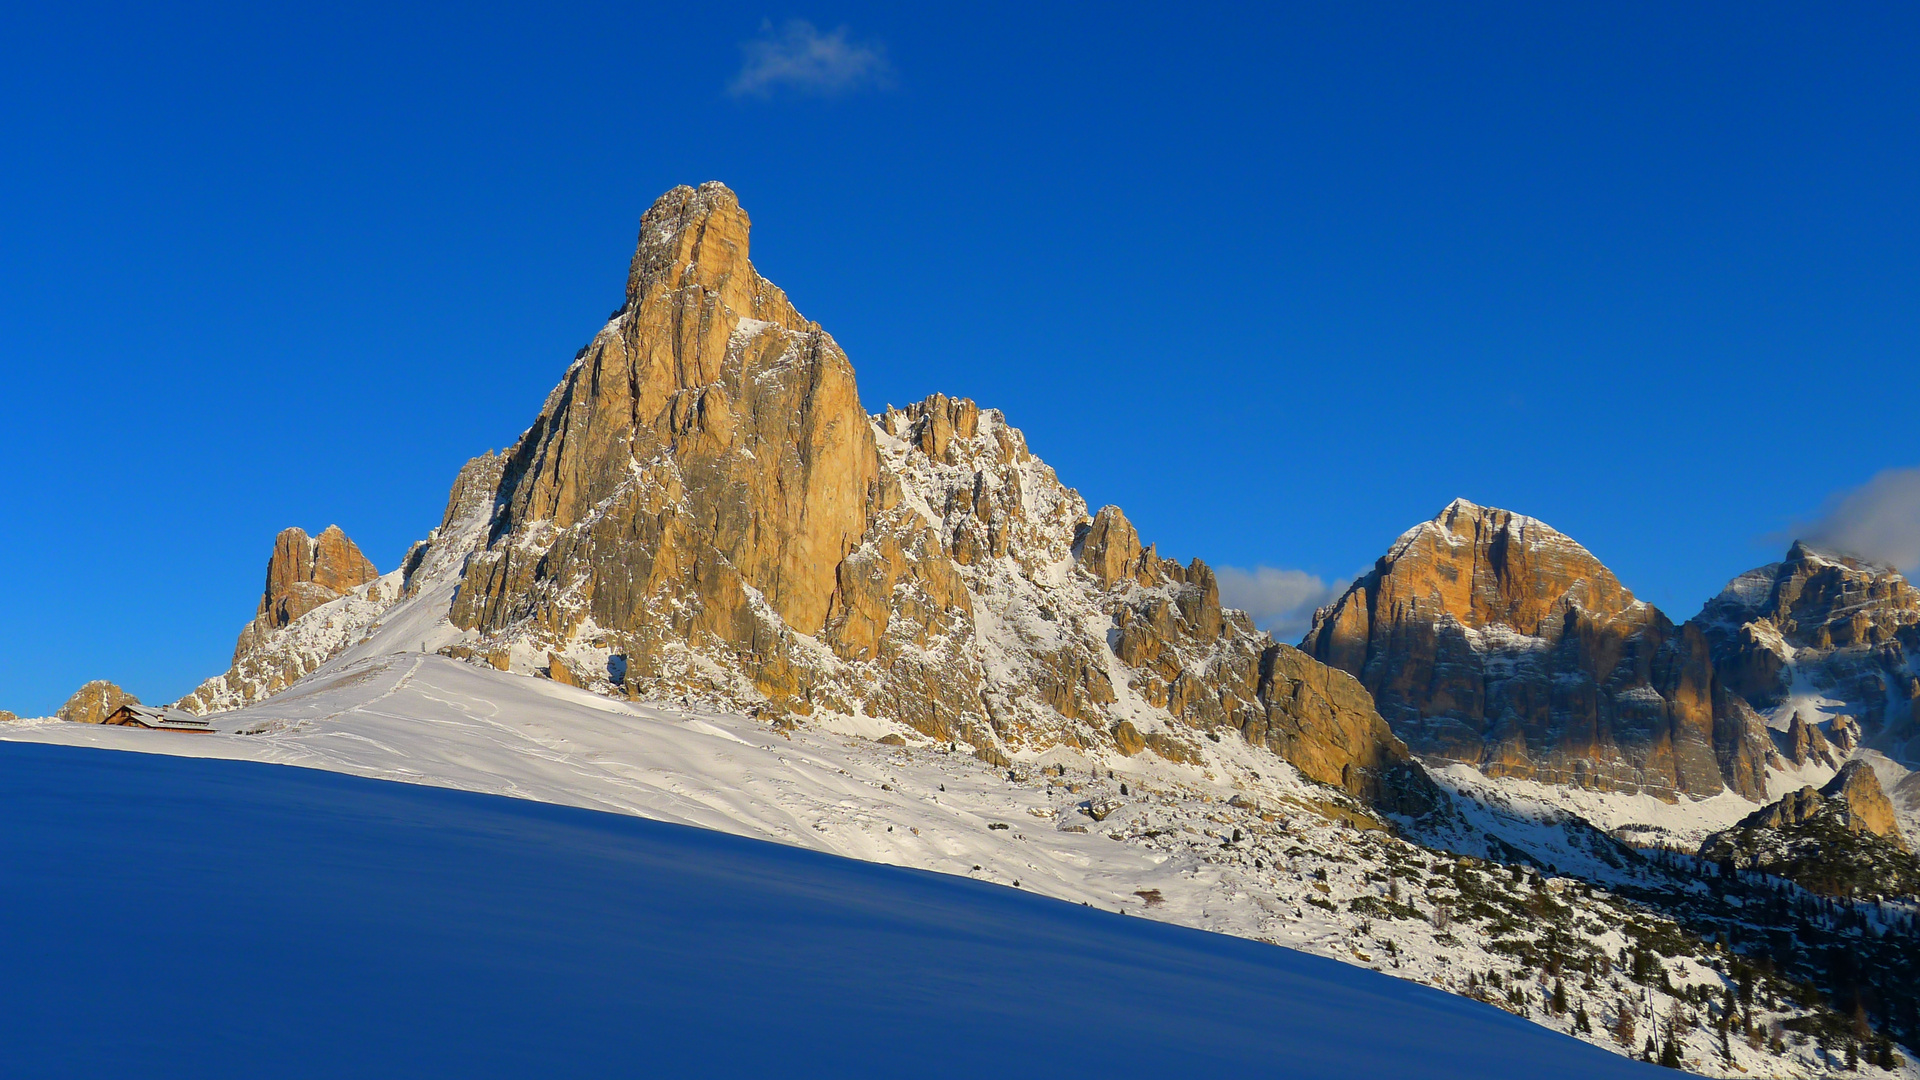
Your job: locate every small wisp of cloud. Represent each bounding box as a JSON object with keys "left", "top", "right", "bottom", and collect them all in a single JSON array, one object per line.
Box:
[
  {"left": 1786, "top": 467, "right": 1920, "bottom": 573},
  {"left": 728, "top": 19, "right": 893, "bottom": 99},
  {"left": 1214, "top": 566, "right": 1348, "bottom": 644}
]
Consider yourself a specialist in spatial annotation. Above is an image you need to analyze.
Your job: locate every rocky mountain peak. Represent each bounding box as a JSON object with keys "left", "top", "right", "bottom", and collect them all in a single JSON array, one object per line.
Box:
[
  {"left": 173, "top": 525, "right": 393, "bottom": 715},
  {"left": 158, "top": 185, "right": 1436, "bottom": 818},
  {"left": 453, "top": 181, "right": 873, "bottom": 644},
  {"left": 1307, "top": 501, "right": 1772, "bottom": 800},
  {"left": 1692, "top": 544, "right": 1920, "bottom": 759},
  {"left": 1783, "top": 712, "right": 1838, "bottom": 768},
  {"left": 420, "top": 185, "right": 1436, "bottom": 816},
  {"left": 1381, "top": 499, "right": 1643, "bottom": 636},
  {"left": 258, "top": 526, "right": 378, "bottom": 620},
  {"left": 240, "top": 526, "right": 379, "bottom": 661},
  {"left": 619, "top": 181, "right": 822, "bottom": 347}
]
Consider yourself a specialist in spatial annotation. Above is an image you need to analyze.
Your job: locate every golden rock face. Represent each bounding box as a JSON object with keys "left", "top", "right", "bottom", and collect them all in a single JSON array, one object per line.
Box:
[
  {"left": 425, "top": 182, "right": 1434, "bottom": 815},
  {"left": 169, "top": 524, "right": 385, "bottom": 715},
  {"left": 450, "top": 182, "right": 876, "bottom": 648},
  {"left": 1306, "top": 499, "right": 1772, "bottom": 801},
  {"left": 57, "top": 680, "right": 138, "bottom": 725},
  {"left": 238, "top": 526, "right": 380, "bottom": 659}
]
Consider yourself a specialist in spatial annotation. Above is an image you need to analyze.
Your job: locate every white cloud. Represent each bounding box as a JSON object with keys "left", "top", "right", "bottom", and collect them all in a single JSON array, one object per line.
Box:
[
  {"left": 727, "top": 20, "right": 893, "bottom": 99},
  {"left": 1214, "top": 565, "right": 1348, "bottom": 644},
  {"left": 1791, "top": 467, "right": 1920, "bottom": 573}
]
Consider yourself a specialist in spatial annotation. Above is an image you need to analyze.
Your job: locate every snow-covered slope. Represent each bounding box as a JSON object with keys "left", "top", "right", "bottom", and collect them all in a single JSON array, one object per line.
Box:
[
  {"left": 6, "top": 649, "right": 1902, "bottom": 1077},
  {"left": 0, "top": 741, "right": 1668, "bottom": 1080}
]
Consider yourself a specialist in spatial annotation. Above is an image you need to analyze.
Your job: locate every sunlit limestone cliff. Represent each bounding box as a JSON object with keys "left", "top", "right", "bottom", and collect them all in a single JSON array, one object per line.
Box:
[
  {"left": 1304, "top": 499, "right": 1776, "bottom": 802},
  {"left": 187, "top": 182, "right": 1435, "bottom": 816}
]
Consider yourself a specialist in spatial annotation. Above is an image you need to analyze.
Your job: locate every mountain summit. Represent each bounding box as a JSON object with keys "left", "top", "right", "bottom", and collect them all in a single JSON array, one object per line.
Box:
[
  {"left": 1304, "top": 499, "right": 1774, "bottom": 800},
  {"left": 189, "top": 182, "right": 1435, "bottom": 815}
]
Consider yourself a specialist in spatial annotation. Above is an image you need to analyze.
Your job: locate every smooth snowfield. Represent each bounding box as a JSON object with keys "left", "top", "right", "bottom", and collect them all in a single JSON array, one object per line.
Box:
[{"left": 0, "top": 742, "right": 1660, "bottom": 1079}]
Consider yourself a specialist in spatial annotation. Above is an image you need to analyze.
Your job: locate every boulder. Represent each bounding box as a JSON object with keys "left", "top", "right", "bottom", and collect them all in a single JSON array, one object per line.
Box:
[{"left": 57, "top": 681, "right": 137, "bottom": 725}]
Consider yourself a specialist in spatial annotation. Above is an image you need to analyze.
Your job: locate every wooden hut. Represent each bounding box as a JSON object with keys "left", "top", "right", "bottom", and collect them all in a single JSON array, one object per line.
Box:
[{"left": 100, "top": 703, "right": 214, "bottom": 733}]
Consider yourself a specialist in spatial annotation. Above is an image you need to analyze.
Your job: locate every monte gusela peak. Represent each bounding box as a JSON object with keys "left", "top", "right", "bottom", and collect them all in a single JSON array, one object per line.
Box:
[{"left": 183, "top": 183, "right": 1437, "bottom": 817}]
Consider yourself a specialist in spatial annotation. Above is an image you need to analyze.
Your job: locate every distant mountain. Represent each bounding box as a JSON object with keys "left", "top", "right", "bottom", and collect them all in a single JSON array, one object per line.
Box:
[
  {"left": 1303, "top": 499, "right": 1774, "bottom": 801},
  {"left": 1692, "top": 541, "right": 1920, "bottom": 767}
]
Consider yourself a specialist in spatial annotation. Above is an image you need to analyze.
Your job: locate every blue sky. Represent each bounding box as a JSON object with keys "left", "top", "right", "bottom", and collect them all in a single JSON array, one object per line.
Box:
[{"left": 2, "top": 2, "right": 1916, "bottom": 715}]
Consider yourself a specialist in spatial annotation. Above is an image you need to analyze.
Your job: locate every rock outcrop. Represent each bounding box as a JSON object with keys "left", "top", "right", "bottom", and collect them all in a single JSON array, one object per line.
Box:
[
  {"left": 1691, "top": 543, "right": 1920, "bottom": 762},
  {"left": 57, "top": 681, "right": 137, "bottom": 725},
  {"left": 176, "top": 525, "right": 394, "bottom": 714},
  {"left": 1700, "top": 761, "right": 1918, "bottom": 897},
  {"left": 1732, "top": 761, "right": 1906, "bottom": 845},
  {"left": 1304, "top": 499, "right": 1774, "bottom": 800},
  {"left": 233, "top": 526, "right": 380, "bottom": 659},
  {"left": 421, "top": 182, "right": 1434, "bottom": 815}
]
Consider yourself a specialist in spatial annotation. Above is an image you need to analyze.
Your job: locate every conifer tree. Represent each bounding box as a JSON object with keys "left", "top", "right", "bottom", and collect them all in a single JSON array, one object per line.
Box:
[{"left": 1613, "top": 1007, "right": 1637, "bottom": 1048}]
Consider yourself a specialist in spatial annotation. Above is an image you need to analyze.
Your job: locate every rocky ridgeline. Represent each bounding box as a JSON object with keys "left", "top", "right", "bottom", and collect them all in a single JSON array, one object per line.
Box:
[
  {"left": 235, "top": 526, "right": 379, "bottom": 657},
  {"left": 1693, "top": 542, "right": 1920, "bottom": 763},
  {"left": 1304, "top": 499, "right": 1775, "bottom": 801},
  {"left": 185, "top": 182, "right": 1432, "bottom": 816}
]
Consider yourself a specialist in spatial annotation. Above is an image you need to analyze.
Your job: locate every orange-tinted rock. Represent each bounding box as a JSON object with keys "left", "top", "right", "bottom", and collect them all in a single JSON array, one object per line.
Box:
[
  {"left": 1722, "top": 762, "right": 1906, "bottom": 851},
  {"left": 423, "top": 183, "right": 1434, "bottom": 817},
  {"left": 1305, "top": 499, "right": 1771, "bottom": 800},
  {"left": 57, "top": 680, "right": 138, "bottom": 725},
  {"left": 235, "top": 526, "right": 380, "bottom": 660}
]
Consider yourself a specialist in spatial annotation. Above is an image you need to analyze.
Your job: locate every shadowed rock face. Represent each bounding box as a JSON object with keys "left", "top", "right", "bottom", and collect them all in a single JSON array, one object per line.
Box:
[
  {"left": 430, "top": 182, "right": 1434, "bottom": 815},
  {"left": 1691, "top": 543, "right": 1920, "bottom": 761},
  {"left": 1305, "top": 499, "right": 1773, "bottom": 800}
]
